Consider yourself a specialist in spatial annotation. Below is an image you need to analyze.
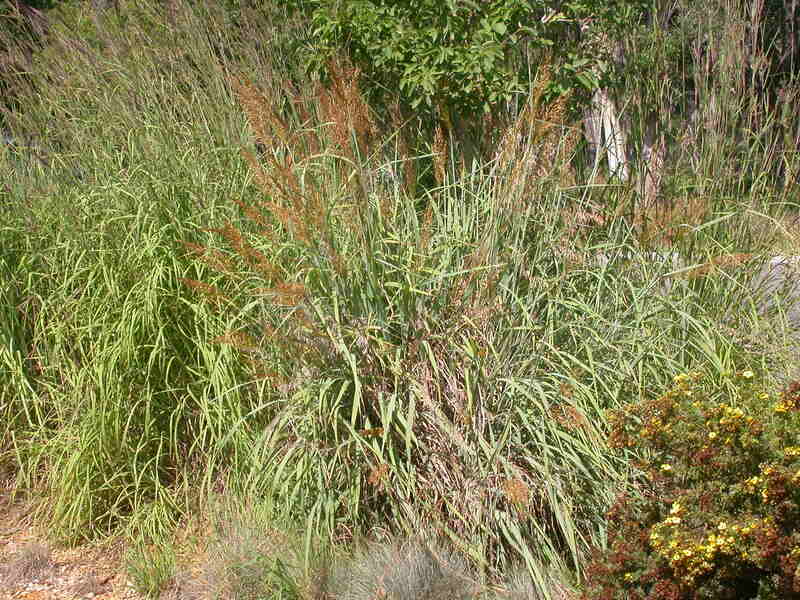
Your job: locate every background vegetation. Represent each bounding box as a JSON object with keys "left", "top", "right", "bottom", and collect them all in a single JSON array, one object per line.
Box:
[{"left": 1, "top": 1, "right": 799, "bottom": 598}]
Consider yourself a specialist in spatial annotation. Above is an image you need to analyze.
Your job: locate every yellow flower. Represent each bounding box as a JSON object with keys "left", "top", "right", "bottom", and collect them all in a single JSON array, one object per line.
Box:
[
  {"left": 708, "top": 431, "right": 718, "bottom": 440},
  {"left": 661, "top": 463, "right": 673, "bottom": 472}
]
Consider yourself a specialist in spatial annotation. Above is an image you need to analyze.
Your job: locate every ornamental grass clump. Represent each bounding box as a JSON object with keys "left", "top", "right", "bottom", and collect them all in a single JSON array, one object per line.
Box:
[
  {"left": 582, "top": 371, "right": 800, "bottom": 600},
  {"left": 180, "top": 52, "right": 619, "bottom": 597}
]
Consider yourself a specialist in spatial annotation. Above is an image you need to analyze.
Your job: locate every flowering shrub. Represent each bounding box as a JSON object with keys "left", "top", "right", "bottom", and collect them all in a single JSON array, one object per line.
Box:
[{"left": 582, "top": 371, "right": 800, "bottom": 599}]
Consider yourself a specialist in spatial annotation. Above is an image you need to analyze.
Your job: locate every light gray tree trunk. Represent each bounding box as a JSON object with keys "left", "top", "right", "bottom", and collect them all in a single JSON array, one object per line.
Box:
[
  {"left": 580, "top": 27, "right": 630, "bottom": 183},
  {"left": 580, "top": 9, "right": 676, "bottom": 200},
  {"left": 583, "top": 88, "right": 630, "bottom": 182}
]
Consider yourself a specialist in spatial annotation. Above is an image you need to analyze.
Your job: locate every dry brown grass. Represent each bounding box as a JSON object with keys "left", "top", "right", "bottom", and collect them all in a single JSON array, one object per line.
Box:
[
  {"left": 432, "top": 124, "right": 448, "bottom": 186},
  {"left": 181, "top": 59, "right": 379, "bottom": 380},
  {"left": 679, "top": 252, "right": 759, "bottom": 279},
  {"left": 630, "top": 195, "right": 712, "bottom": 248},
  {"left": 388, "top": 101, "right": 417, "bottom": 200},
  {"left": 315, "top": 59, "right": 377, "bottom": 162},
  {"left": 494, "top": 61, "right": 580, "bottom": 211},
  {"left": 178, "top": 278, "right": 231, "bottom": 309}
]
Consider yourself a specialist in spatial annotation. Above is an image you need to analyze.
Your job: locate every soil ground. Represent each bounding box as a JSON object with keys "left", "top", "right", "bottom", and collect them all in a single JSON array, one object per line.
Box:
[
  {"left": 0, "top": 504, "right": 138, "bottom": 600},
  {"left": 0, "top": 490, "right": 149, "bottom": 600}
]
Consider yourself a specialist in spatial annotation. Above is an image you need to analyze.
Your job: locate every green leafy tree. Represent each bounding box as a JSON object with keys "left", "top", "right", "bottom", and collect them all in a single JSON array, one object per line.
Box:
[{"left": 305, "top": 0, "right": 645, "bottom": 147}]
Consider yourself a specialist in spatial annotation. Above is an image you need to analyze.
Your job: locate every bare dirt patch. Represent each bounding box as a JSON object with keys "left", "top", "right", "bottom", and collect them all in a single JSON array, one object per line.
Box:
[{"left": 0, "top": 493, "right": 143, "bottom": 600}]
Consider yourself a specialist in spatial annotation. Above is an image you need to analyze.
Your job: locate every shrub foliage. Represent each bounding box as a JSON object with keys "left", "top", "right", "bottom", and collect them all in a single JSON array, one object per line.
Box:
[
  {"left": 583, "top": 371, "right": 800, "bottom": 599},
  {"left": 305, "top": 0, "right": 645, "bottom": 129}
]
